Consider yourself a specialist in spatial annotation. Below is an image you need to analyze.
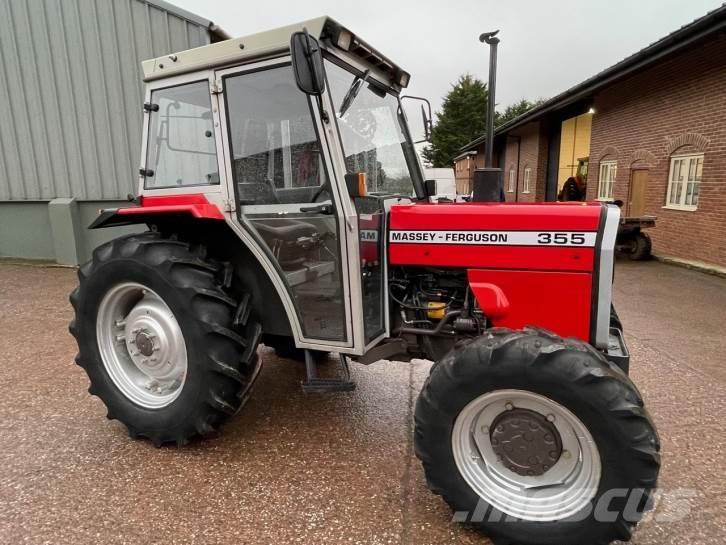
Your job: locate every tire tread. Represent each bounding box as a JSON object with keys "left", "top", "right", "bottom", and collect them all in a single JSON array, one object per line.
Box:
[
  {"left": 414, "top": 327, "right": 660, "bottom": 545},
  {"left": 69, "top": 231, "right": 262, "bottom": 447}
]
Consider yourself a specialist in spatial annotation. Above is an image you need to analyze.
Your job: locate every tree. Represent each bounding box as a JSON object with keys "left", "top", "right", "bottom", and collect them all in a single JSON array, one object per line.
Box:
[
  {"left": 422, "top": 75, "right": 547, "bottom": 167},
  {"left": 495, "top": 98, "right": 547, "bottom": 127},
  {"left": 422, "top": 74, "right": 488, "bottom": 168}
]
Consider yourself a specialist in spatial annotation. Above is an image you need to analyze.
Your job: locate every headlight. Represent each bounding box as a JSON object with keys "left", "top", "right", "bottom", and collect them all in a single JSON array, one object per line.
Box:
[{"left": 335, "top": 29, "right": 353, "bottom": 51}]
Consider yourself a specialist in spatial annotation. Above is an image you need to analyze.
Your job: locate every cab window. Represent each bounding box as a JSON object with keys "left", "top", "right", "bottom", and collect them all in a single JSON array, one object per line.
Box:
[
  {"left": 225, "top": 65, "right": 327, "bottom": 205},
  {"left": 144, "top": 80, "right": 218, "bottom": 189}
]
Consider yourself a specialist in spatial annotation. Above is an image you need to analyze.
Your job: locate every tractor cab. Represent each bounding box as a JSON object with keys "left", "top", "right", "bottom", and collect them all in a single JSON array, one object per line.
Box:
[{"left": 132, "top": 17, "right": 425, "bottom": 355}]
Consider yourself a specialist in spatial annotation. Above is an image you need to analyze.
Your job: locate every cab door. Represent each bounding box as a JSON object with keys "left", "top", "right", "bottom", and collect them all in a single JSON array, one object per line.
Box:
[{"left": 215, "top": 59, "right": 358, "bottom": 349}]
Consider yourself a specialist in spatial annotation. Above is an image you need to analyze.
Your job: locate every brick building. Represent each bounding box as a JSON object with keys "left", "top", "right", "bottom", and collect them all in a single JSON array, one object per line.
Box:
[
  {"left": 457, "top": 5, "right": 726, "bottom": 269},
  {"left": 453, "top": 151, "right": 477, "bottom": 195}
]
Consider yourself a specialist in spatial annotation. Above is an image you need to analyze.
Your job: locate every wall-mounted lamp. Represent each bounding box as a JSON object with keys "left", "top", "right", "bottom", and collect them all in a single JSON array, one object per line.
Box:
[{"left": 588, "top": 107, "right": 596, "bottom": 114}]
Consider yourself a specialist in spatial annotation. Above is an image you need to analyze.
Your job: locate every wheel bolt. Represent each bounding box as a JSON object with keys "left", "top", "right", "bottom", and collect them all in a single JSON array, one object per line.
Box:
[
  {"left": 546, "top": 414, "right": 555, "bottom": 422},
  {"left": 505, "top": 402, "right": 514, "bottom": 411},
  {"left": 480, "top": 425, "right": 489, "bottom": 434},
  {"left": 115, "top": 319, "right": 126, "bottom": 328},
  {"left": 563, "top": 450, "right": 572, "bottom": 459}
]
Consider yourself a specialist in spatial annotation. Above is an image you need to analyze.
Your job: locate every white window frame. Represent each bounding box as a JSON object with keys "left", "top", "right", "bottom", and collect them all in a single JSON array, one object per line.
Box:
[
  {"left": 665, "top": 153, "right": 703, "bottom": 211},
  {"left": 523, "top": 168, "right": 531, "bottom": 193},
  {"left": 597, "top": 160, "right": 617, "bottom": 201},
  {"left": 507, "top": 168, "right": 515, "bottom": 193}
]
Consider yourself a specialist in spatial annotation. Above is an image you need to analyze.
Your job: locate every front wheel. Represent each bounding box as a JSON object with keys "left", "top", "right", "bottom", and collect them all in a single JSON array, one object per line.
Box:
[
  {"left": 69, "top": 232, "right": 262, "bottom": 446},
  {"left": 414, "top": 328, "right": 660, "bottom": 545}
]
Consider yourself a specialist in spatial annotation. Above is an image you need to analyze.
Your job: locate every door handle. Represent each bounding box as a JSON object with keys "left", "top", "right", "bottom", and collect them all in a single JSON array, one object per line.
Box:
[{"left": 300, "top": 203, "right": 334, "bottom": 215}]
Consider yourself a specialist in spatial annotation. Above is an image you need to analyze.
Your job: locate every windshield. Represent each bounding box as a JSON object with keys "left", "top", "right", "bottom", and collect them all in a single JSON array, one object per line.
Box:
[{"left": 325, "top": 59, "right": 424, "bottom": 198}]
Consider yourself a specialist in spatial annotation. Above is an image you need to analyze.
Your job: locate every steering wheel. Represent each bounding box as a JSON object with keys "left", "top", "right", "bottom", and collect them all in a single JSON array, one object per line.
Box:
[
  {"left": 311, "top": 182, "right": 332, "bottom": 203},
  {"left": 258, "top": 178, "right": 280, "bottom": 204}
]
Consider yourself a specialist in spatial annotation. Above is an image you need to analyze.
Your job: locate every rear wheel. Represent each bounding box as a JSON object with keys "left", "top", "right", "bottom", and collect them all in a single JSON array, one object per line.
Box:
[
  {"left": 69, "top": 232, "right": 262, "bottom": 446},
  {"left": 415, "top": 328, "right": 660, "bottom": 545}
]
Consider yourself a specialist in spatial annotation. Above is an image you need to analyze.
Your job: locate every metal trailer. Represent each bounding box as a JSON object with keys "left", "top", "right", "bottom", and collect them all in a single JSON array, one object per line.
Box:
[{"left": 616, "top": 215, "right": 656, "bottom": 260}]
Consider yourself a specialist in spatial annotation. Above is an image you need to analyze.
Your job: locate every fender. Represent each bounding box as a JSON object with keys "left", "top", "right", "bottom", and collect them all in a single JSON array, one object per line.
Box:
[
  {"left": 87, "top": 194, "right": 292, "bottom": 337},
  {"left": 89, "top": 194, "right": 224, "bottom": 229}
]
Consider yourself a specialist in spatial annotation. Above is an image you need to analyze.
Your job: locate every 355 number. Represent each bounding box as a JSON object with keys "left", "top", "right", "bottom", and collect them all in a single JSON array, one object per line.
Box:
[{"left": 537, "top": 232, "right": 587, "bottom": 245}]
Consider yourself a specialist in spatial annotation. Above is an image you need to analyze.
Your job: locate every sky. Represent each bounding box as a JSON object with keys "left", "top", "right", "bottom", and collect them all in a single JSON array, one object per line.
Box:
[{"left": 170, "top": 0, "right": 724, "bottom": 118}]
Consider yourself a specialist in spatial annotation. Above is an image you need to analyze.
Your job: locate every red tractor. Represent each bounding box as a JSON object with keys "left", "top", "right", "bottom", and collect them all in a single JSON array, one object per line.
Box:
[{"left": 70, "top": 18, "right": 659, "bottom": 545}]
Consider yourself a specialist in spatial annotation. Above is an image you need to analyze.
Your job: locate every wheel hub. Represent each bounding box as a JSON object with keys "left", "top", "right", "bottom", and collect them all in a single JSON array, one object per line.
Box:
[
  {"left": 134, "top": 331, "right": 156, "bottom": 357},
  {"left": 490, "top": 408, "right": 563, "bottom": 476},
  {"left": 452, "top": 389, "right": 602, "bottom": 521},
  {"left": 122, "top": 296, "right": 184, "bottom": 380},
  {"left": 97, "top": 282, "right": 188, "bottom": 409}
]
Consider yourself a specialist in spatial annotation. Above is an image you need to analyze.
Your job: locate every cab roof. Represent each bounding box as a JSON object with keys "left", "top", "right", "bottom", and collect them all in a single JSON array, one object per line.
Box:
[{"left": 141, "top": 16, "right": 410, "bottom": 90}]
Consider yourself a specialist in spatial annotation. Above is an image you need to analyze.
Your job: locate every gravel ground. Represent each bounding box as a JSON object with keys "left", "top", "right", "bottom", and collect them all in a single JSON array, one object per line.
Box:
[{"left": 0, "top": 259, "right": 724, "bottom": 545}]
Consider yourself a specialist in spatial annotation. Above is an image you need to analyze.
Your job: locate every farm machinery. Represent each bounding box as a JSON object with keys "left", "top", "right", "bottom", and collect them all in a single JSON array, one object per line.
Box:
[{"left": 70, "top": 18, "right": 659, "bottom": 545}]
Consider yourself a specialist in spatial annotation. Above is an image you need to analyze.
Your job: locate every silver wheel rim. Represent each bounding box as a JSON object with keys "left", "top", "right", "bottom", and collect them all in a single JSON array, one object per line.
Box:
[
  {"left": 452, "top": 389, "right": 601, "bottom": 521},
  {"left": 96, "top": 282, "right": 187, "bottom": 409}
]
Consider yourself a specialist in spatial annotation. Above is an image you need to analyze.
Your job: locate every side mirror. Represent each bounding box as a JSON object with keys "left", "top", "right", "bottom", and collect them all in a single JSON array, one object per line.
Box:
[
  {"left": 291, "top": 29, "right": 326, "bottom": 96},
  {"left": 400, "top": 95, "right": 433, "bottom": 143}
]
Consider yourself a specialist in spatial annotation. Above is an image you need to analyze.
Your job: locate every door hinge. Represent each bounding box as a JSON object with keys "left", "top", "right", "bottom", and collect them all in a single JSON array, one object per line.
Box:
[
  {"left": 223, "top": 199, "right": 235, "bottom": 212},
  {"left": 210, "top": 80, "right": 223, "bottom": 94}
]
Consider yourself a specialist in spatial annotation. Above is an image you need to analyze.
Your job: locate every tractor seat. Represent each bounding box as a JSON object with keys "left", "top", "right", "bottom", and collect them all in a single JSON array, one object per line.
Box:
[
  {"left": 254, "top": 219, "right": 318, "bottom": 242},
  {"left": 255, "top": 219, "right": 321, "bottom": 270}
]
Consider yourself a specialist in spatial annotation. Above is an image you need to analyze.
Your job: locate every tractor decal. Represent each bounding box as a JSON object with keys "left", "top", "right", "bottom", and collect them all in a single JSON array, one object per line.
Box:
[{"left": 389, "top": 230, "right": 596, "bottom": 246}]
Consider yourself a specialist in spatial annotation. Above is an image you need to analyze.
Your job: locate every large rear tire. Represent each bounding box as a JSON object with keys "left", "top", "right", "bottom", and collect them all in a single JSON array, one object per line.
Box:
[
  {"left": 414, "top": 328, "right": 660, "bottom": 545},
  {"left": 69, "top": 232, "right": 262, "bottom": 446}
]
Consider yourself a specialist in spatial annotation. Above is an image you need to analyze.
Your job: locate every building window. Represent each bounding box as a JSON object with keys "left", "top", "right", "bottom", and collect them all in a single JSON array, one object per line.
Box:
[
  {"left": 523, "top": 168, "right": 531, "bottom": 193},
  {"left": 597, "top": 160, "right": 616, "bottom": 200},
  {"left": 666, "top": 154, "right": 702, "bottom": 211},
  {"left": 508, "top": 168, "right": 515, "bottom": 192}
]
